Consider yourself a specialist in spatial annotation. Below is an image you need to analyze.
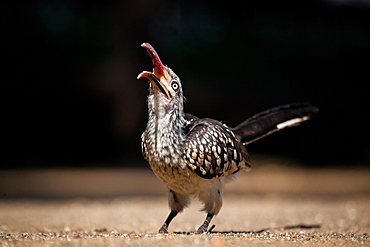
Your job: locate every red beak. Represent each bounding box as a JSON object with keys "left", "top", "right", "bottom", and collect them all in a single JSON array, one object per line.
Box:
[
  {"left": 137, "top": 43, "right": 171, "bottom": 99},
  {"left": 139, "top": 43, "right": 167, "bottom": 79}
]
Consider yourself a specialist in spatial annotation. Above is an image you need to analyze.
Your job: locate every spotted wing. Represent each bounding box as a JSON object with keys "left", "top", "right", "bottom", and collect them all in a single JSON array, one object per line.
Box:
[{"left": 182, "top": 118, "right": 251, "bottom": 179}]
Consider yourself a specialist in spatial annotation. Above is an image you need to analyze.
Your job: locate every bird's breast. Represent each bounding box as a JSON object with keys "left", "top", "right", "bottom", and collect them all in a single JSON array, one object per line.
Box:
[
  {"left": 149, "top": 159, "right": 201, "bottom": 194},
  {"left": 142, "top": 125, "right": 200, "bottom": 194}
]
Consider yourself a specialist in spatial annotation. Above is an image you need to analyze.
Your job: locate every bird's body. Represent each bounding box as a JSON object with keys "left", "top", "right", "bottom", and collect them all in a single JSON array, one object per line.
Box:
[
  {"left": 137, "top": 43, "right": 318, "bottom": 233},
  {"left": 141, "top": 104, "right": 250, "bottom": 213}
]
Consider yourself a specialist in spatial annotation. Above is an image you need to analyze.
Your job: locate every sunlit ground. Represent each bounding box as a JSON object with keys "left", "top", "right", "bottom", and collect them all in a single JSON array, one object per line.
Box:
[{"left": 0, "top": 157, "right": 369, "bottom": 246}]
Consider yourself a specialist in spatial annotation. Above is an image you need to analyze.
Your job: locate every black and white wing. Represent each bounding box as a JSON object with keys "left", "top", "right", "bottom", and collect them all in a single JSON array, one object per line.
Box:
[{"left": 182, "top": 118, "right": 251, "bottom": 179}]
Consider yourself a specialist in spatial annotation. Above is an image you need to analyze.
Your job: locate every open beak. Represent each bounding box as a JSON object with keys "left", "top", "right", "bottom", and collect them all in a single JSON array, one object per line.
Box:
[{"left": 137, "top": 43, "right": 171, "bottom": 99}]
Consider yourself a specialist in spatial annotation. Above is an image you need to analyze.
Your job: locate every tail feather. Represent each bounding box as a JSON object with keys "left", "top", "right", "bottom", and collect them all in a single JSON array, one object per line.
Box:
[{"left": 232, "top": 102, "right": 319, "bottom": 145}]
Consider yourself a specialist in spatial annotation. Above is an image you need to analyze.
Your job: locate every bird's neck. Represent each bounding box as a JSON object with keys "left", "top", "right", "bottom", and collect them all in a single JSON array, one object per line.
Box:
[{"left": 145, "top": 94, "right": 186, "bottom": 157}]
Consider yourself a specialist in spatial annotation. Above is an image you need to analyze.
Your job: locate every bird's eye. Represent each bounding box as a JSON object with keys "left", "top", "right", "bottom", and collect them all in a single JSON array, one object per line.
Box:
[{"left": 171, "top": 81, "right": 179, "bottom": 91}]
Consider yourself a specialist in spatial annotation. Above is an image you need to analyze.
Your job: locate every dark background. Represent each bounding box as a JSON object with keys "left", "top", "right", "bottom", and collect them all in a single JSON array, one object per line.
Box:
[{"left": 2, "top": 0, "right": 369, "bottom": 169}]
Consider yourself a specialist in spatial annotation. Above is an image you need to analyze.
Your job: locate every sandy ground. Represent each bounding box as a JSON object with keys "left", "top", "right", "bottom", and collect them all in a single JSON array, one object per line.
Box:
[{"left": 0, "top": 162, "right": 369, "bottom": 246}]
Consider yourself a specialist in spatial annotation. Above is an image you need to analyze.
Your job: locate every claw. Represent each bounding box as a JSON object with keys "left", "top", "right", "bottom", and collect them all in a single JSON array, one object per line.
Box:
[
  {"left": 158, "top": 224, "right": 169, "bottom": 234},
  {"left": 196, "top": 213, "right": 214, "bottom": 234},
  {"left": 196, "top": 225, "right": 208, "bottom": 234}
]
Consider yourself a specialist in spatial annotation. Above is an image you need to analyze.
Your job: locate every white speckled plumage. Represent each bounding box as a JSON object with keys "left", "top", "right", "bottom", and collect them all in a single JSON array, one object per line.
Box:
[
  {"left": 138, "top": 42, "right": 318, "bottom": 234},
  {"left": 141, "top": 67, "right": 249, "bottom": 205}
]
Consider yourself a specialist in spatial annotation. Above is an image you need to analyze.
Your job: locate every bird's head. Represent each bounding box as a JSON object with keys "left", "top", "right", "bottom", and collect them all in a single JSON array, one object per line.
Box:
[
  {"left": 137, "top": 43, "right": 184, "bottom": 122},
  {"left": 137, "top": 43, "right": 183, "bottom": 101}
]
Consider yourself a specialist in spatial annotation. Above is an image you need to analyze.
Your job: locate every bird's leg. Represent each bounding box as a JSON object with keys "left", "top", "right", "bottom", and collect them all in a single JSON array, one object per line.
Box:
[
  {"left": 158, "top": 210, "right": 178, "bottom": 233},
  {"left": 196, "top": 213, "right": 214, "bottom": 234},
  {"left": 159, "top": 190, "right": 190, "bottom": 233}
]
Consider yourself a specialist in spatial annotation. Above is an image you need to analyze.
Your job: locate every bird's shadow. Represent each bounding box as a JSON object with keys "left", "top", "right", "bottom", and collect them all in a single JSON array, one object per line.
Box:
[{"left": 172, "top": 224, "right": 321, "bottom": 235}]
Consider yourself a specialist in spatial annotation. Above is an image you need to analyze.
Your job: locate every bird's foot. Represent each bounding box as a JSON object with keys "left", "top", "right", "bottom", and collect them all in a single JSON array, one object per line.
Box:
[
  {"left": 196, "top": 213, "right": 214, "bottom": 234},
  {"left": 158, "top": 224, "right": 169, "bottom": 234},
  {"left": 196, "top": 225, "right": 208, "bottom": 234}
]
